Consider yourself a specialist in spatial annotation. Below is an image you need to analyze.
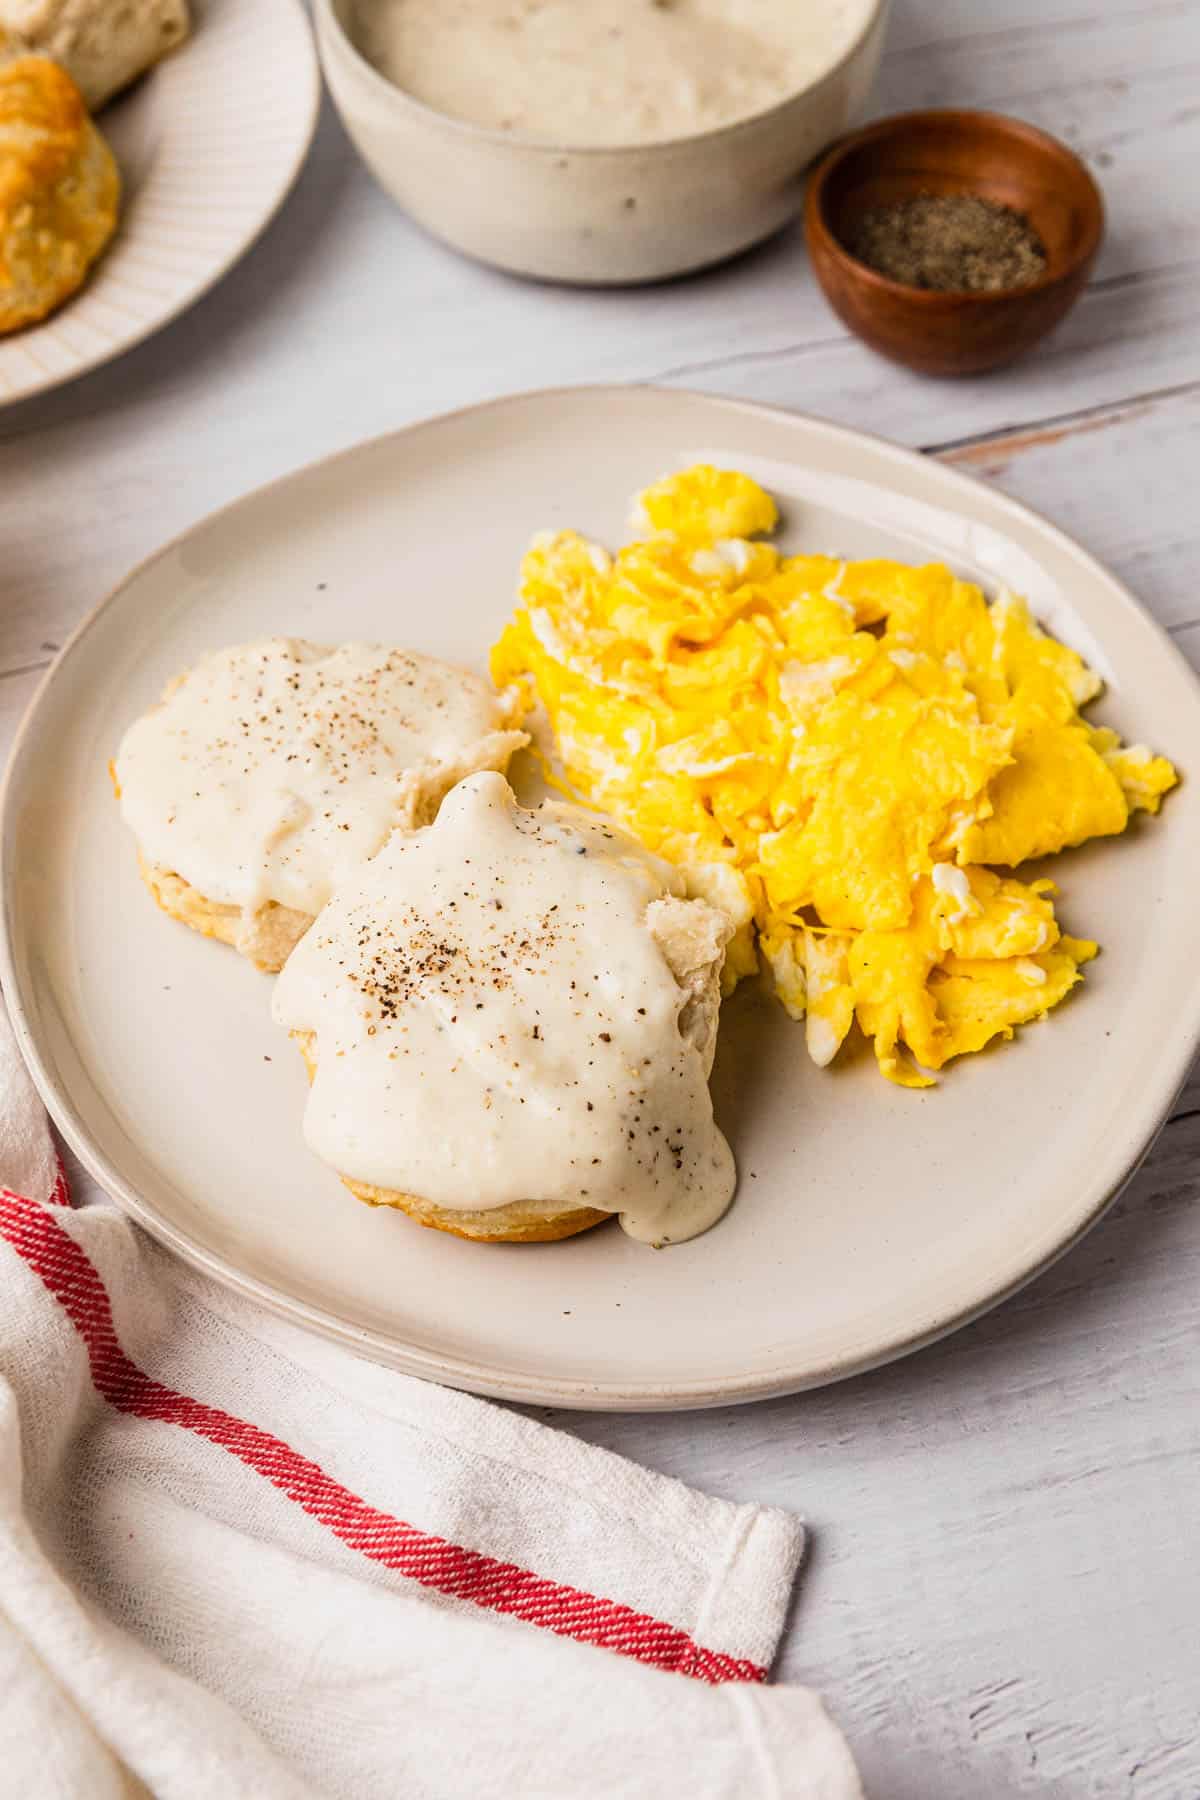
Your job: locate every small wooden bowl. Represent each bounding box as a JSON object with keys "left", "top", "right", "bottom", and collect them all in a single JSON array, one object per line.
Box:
[{"left": 804, "top": 109, "right": 1104, "bottom": 376}]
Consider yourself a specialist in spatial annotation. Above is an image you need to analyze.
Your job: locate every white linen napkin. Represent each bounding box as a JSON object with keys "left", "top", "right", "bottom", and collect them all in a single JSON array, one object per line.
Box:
[{"left": 0, "top": 1008, "right": 860, "bottom": 1799}]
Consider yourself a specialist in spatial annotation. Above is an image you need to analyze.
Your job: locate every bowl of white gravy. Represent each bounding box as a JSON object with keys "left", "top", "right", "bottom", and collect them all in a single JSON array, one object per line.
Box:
[{"left": 316, "top": 0, "right": 890, "bottom": 284}]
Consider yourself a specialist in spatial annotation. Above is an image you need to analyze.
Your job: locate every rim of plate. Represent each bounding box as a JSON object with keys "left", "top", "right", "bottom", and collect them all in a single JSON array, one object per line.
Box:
[
  {"left": 0, "top": 0, "right": 320, "bottom": 408},
  {"left": 3, "top": 385, "right": 1198, "bottom": 1410}
]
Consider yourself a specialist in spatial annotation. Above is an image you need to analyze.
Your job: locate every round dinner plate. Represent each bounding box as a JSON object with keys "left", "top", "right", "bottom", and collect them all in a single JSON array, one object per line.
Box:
[
  {"left": 0, "top": 0, "right": 319, "bottom": 407},
  {"left": 3, "top": 387, "right": 1198, "bottom": 1409}
]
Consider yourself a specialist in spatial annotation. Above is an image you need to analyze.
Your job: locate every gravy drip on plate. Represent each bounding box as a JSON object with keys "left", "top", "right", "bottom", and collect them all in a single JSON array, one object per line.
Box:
[
  {"left": 352, "top": 0, "right": 870, "bottom": 147},
  {"left": 116, "top": 639, "right": 525, "bottom": 919},
  {"left": 271, "top": 772, "right": 737, "bottom": 1244}
]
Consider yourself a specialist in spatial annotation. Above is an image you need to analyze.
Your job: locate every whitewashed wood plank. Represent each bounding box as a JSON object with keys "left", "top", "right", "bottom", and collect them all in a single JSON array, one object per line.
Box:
[
  {"left": 941, "top": 383, "right": 1200, "bottom": 656},
  {"left": 654, "top": 272, "right": 1200, "bottom": 449},
  {"left": 881, "top": 0, "right": 1192, "bottom": 54}
]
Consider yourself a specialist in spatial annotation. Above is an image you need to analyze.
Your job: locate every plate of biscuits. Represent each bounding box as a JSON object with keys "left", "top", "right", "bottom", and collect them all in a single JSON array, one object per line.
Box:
[
  {"left": 3, "top": 388, "right": 1198, "bottom": 1408},
  {"left": 0, "top": 0, "right": 318, "bottom": 404}
]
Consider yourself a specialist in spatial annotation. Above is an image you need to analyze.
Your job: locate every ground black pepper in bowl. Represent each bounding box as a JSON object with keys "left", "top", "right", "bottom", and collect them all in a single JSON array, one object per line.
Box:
[{"left": 849, "top": 193, "right": 1048, "bottom": 293}]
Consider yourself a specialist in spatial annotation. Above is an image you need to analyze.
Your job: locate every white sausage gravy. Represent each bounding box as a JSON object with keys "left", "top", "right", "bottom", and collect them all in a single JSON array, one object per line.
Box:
[
  {"left": 351, "top": 0, "right": 872, "bottom": 147},
  {"left": 272, "top": 772, "right": 737, "bottom": 1243}
]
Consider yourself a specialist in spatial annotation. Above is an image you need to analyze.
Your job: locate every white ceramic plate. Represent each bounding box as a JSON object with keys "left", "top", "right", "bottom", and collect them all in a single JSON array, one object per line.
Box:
[
  {"left": 0, "top": 0, "right": 319, "bottom": 407},
  {"left": 4, "top": 388, "right": 1198, "bottom": 1409}
]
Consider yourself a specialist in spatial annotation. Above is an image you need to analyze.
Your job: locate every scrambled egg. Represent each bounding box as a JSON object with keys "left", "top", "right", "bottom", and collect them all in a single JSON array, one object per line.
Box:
[{"left": 491, "top": 466, "right": 1178, "bottom": 1086}]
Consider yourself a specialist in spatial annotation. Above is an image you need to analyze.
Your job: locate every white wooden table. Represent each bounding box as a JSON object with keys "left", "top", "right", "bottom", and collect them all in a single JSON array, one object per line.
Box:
[{"left": 3, "top": 2, "right": 1199, "bottom": 1792}]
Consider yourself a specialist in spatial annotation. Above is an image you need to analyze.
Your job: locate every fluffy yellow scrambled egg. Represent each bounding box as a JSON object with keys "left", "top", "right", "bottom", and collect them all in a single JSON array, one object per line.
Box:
[{"left": 491, "top": 466, "right": 1178, "bottom": 1086}]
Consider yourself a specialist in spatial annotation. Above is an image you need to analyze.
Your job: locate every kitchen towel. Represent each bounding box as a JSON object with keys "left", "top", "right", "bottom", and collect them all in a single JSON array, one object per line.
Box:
[{"left": 0, "top": 1009, "right": 860, "bottom": 1799}]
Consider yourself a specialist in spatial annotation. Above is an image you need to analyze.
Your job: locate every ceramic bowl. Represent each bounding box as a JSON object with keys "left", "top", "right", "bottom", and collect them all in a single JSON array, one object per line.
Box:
[
  {"left": 314, "top": 0, "right": 890, "bottom": 286},
  {"left": 804, "top": 109, "right": 1105, "bottom": 375}
]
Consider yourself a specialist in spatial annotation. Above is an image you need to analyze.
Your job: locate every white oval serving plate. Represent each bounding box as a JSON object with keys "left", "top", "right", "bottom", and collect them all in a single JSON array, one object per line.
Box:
[
  {"left": 3, "top": 387, "right": 1198, "bottom": 1409},
  {"left": 0, "top": 0, "right": 319, "bottom": 407}
]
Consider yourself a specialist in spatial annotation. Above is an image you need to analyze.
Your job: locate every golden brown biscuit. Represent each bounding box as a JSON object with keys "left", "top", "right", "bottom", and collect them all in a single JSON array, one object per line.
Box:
[
  {"left": 0, "top": 48, "right": 119, "bottom": 334},
  {"left": 294, "top": 1033, "right": 611, "bottom": 1244}
]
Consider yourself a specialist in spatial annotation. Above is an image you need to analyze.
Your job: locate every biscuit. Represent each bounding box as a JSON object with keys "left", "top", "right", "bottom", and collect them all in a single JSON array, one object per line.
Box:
[
  {"left": 0, "top": 47, "right": 118, "bottom": 333},
  {"left": 0, "top": 0, "right": 190, "bottom": 112}
]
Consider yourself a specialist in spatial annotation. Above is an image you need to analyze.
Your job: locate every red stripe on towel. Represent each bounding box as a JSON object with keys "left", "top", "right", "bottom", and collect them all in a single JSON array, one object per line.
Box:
[{"left": 0, "top": 1189, "right": 765, "bottom": 1685}]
